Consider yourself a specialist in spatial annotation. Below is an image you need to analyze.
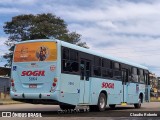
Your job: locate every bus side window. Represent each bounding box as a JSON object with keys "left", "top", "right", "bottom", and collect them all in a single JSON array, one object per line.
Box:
[
  {"left": 113, "top": 70, "right": 122, "bottom": 79},
  {"left": 128, "top": 69, "right": 132, "bottom": 82},
  {"left": 86, "top": 61, "right": 90, "bottom": 81},
  {"left": 63, "top": 48, "right": 69, "bottom": 59},
  {"left": 138, "top": 69, "right": 145, "bottom": 83},
  {"left": 80, "top": 60, "right": 85, "bottom": 80},
  {"left": 131, "top": 67, "right": 138, "bottom": 82},
  {"left": 145, "top": 72, "right": 150, "bottom": 85},
  {"left": 93, "top": 67, "right": 101, "bottom": 76},
  {"left": 62, "top": 47, "right": 69, "bottom": 72},
  {"left": 113, "top": 62, "right": 121, "bottom": 80},
  {"left": 70, "top": 49, "right": 78, "bottom": 61},
  {"left": 63, "top": 60, "right": 70, "bottom": 71},
  {"left": 62, "top": 47, "right": 79, "bottom": 73},
  {"left": 102, "top": 68, "right": 113, "bottom": 78},
  {"left": 93, "top": 56, "right": 101, "bottom": 77},
  {"left": 102, "top": 59, "right": 110, "bottom": 68},
  {"left": 71, "top": 62, "right": 79, "bottom": 72},
  {"left": 101, "top": 59, "right": 113, "bottom": 78},
  {"left": 114, "top": 62, "right": 120, "bottom": 70}
]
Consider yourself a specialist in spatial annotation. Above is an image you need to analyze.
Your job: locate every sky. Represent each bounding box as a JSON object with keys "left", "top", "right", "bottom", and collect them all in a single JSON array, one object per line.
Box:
[{"left": 0, "top": 0, "right": 160, "bottom": 76}]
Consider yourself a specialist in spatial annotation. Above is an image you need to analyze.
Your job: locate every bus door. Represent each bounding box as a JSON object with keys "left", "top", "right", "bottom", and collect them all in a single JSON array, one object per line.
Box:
[
  {"left": 79, "top": 59, "right": 91, "bottom": 104},
  {"left": 122, "top": 69, "right": 129, "bottom": 103}
]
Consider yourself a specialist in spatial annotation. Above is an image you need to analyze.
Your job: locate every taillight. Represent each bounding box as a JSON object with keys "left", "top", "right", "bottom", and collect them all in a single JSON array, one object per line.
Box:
[
  {"left": 52, "top": 83, "right": 56, "bottom": 87},
  {"left": 11, "top": 79, "right": 14, "bottom": 87},
  {"left": 51, "top": 77, "right": 58, "bottom": 88},
  {"left": 52, "top": 78, "right": 58, "bottom": 87},
  {"left": 11, "top": 79, "right": 16, "bottom": 92},
  {"left": 11, "top": 82, "right": 15, "bottom": 87},
  {"left": 50, "top": 77, "right": 58, "bottom": 92}
]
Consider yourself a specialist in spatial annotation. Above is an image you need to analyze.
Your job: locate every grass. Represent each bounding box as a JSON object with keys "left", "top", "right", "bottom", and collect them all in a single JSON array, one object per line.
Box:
[
  {"left": 150, "top": 97, "right": 160, "bottom": 102},
  {"left": 0, "top": 92, "right": 11, "bottom": 100}
]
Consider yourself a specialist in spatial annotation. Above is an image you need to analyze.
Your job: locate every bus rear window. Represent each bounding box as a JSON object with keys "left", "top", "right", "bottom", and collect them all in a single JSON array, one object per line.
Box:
[{"left": 13, "top": 42, "right": 57, "bottom": 62}]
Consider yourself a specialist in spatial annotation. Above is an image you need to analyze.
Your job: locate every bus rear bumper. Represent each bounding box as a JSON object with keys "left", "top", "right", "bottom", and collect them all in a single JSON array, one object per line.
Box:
[
  {"left": 10, "top": 91, "right": 60, "bottom": 102},
  {"left": 12, "top": 98, "right": 59, "bottom": 105}
]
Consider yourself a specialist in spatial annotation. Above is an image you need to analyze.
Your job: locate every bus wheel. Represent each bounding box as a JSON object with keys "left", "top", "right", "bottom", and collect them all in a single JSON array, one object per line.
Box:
[
  {"left": 97, "top": 93, "right": 107, "bottom": 112},
  {"left": 89, "top": 93, "right": 107, "bottom": 112},
  {"left": 59, "top": 105, "right": 76, "bottom": 110},
  {"left": 109, "top": 104, "right": 116, "bottom": 109},
  {"left": 134, "top": 97, "right": 142, "bottom": 108},
  {"left": 97, "top": 93, "right": 106, "bottom": 111}
]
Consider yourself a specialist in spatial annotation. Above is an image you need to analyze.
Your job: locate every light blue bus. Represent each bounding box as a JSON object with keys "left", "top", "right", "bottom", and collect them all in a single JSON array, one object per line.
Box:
[{"left": 10, "top": 39, "right": 150, "bottom": 111}]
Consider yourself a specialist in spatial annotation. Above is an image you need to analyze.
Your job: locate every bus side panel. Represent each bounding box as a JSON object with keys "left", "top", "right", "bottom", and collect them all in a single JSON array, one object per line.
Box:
[
  {"left": 58, "top": 41, "right": 79, "bottom": 105},
  {"left": 59, "top": 73, "right": 80, "bottom": 105},
  {"left": 90, "top": 78, "right": 122, "bottom": 105},
  {"left": 127, "top": 83, "right": 139, "bottom": 103},
  {"left": 139, "top": 84, "right": 146, "bottom": 103},
  {"left": 127, "top": 83, "right": 145, "bottom": 104},
  {"left": 107, "top": 80, "right": 122, "bottom": 105}
]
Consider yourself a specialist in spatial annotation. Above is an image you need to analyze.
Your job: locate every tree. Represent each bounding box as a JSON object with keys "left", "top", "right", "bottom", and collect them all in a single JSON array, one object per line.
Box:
[{"left": 3, "top": 13, "right": 88, "bottom": 67}]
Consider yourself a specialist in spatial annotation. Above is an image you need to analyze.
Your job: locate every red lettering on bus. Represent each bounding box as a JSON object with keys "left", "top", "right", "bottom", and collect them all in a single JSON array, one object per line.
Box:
[
  {"left": 21, "top": 71, "right": 45, "bottom": 76},
  {"left": 102, "top": 82, "right": 114, "bottom": 89}
]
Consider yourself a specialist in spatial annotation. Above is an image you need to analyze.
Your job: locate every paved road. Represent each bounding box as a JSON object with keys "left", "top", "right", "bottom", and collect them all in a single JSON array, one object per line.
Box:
[
  {"left": 0, "top": 102, "right": 159, "bottom": 120},
  {"left": 0, "top": 102, "right": 160, "bottom": 111}
]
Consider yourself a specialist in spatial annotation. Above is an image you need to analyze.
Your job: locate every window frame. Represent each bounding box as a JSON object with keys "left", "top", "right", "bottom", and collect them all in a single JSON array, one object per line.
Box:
[{"left": 61, "top": 47, "right": 80, "bottom": 75}]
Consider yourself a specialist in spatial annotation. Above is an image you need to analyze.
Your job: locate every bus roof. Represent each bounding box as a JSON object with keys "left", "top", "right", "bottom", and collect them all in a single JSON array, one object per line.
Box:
[{"left": 16, "top": 39, "right": 148, "bottom": 70}]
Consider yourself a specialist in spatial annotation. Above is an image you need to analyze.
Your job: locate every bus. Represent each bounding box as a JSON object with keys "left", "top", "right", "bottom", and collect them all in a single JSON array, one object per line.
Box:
[{"left": 10, "top": 39, "right": 150, "bottom": 112}]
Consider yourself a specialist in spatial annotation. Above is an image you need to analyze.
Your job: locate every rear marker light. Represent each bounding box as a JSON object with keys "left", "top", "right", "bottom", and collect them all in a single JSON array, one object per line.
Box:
[
  {"left": 54, "top": 78, "right": 58, "bottom": 82},
  {"left": 11, "top": 79, "right": 14, "bottom": 83}
]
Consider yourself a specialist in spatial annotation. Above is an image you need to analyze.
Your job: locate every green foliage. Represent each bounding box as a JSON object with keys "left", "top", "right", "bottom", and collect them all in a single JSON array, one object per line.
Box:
[{"left": 3, "top": 13, "right": 88, "bottom": 67}]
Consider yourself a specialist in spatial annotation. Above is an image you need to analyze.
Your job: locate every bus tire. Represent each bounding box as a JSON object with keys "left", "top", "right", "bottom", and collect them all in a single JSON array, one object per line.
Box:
[
  {"left": 134, "top": 96, "right": 142, "bottom": 109},
  {"left": 109, "top": 104, "right": 116, "bottom": 109},
  {"left": 96, "top": 93, "right": 107, "bottom": 112},
  {"left": 59, "top": 105, "right": 76, "bottom": 110},
  {"left": 89, "top": 93, "right": 107, "bottom": 112}
]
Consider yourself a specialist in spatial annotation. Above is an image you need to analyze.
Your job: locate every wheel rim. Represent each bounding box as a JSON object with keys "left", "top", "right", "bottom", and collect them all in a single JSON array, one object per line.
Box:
[
  {"left": 100, "top": 97, "right": 105, "bottom": 108},
  {"left": 138, "top": 98, "right": 141, "bottom": 107}
]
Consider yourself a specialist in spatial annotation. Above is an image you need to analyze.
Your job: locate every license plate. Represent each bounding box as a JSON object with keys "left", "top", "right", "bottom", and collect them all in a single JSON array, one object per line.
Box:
[{"left": 29, "top": 84, "right": 37, "bottom": 88}]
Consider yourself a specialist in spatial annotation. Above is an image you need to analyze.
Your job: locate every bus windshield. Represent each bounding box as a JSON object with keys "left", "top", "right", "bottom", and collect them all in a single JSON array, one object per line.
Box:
[{"left": 13, "top": 41, "right": 57, "bottom": 62}]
